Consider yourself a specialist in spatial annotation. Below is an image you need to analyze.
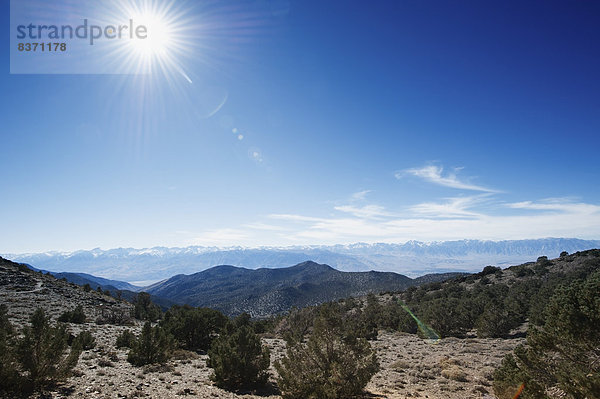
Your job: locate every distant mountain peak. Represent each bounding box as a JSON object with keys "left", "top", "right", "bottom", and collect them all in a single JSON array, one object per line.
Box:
[
  {"left": 4, "top": 238, "right": 598, "bottom": 282},
  {"left": 290, "top": 260, "right": 334, "bottom": 271}
]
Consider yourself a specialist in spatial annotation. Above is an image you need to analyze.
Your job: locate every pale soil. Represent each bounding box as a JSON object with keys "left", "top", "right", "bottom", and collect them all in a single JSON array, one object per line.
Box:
[{"left": 33, "top": 330, "right": 520, "bottom": 399}]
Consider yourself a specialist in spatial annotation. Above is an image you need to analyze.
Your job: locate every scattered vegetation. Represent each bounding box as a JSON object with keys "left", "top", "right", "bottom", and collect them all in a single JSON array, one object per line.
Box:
[
  {"left": 127, "top": 322, "right": 173, "bottom": 366},
  {"left": 115, "top": 329, "right": 137, "bottom": 349},
  {"left": 132, "top": 292, "right": 162, "bottom": 322},
  {"left": 95, "top": 308, "right": 133, "bottom": 326},
  {"left": 0, "top": 307, "right": 81, "bottom": 396},
  {"left": 493, "top": 268, "right": 600, "bottom": 398},
  {"left": 276, "top": 303, "right": 379, "bottom": 399},
  {"left": 161, "top": 305, "right": 227, "bottom": 352},
  {"left": 58, "top": 305, "right": 87, "bottom": 324},
  {"left": 207, "top": 313, "right": 270, "bottom": 391},
  {"left": 73, "top": 330, "right": 96, "bottom": 350}
]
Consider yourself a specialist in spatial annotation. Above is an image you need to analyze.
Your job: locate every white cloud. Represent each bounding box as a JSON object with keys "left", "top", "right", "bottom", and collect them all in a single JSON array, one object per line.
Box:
[
  {"left": 408, "top": 195, "right": 489, "bottom": 218},
  {"left": 261, "top": 197, "right": 600, "bottom": 244},
  {"left": 351, "top": 190, "right": 371, "bottom": 201},
  {"left": 242, "top": 222, "right": 289, "bottom": 232},
  {"left": 184, "top": 190, "right": 600, "bottom": 247},
  {"left": 334, "top": 204, "right": 393, "bottom": 218},
  {"left": 397, "top": 165, "right": 497, "bottom": 192},
  {"left": 507, "top": 198, "right": 600, "bottom": 213}
]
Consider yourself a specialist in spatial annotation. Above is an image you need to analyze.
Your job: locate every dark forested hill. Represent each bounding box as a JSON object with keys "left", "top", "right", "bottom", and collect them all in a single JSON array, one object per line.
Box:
[{"left": 145, "top": 261, "right": 463, "bottom": 317}]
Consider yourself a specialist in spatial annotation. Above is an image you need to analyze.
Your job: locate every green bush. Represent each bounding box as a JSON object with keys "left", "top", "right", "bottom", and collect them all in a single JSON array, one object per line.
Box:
[
  {"left": 0, "top": 305, "right": 20, "bottom": 396},
  {"left": 127, "top": 322, "right": 172, "bottom": 366},
  {"left": 420, "top": 297, "right": 471, "bottom": 337},
  {"left": 480, "top": 265, "right": 502, "bottom": 276},
  {"left": 133, "top": 292, "right": 162, "bottom": 322},
  {"left": 115, "top": 329, "right": 137, "bottom": 348},
  {"left": 207, "top": 314, "right": 270, "bottom": 390},
  {"left": 74, "top": 330, "right": 96, "bottom": 350},
  {"left": 161, "top": 305, "right": 227, "bottom": 352},
  {"left": 493, "top": 271, "right": 600, "bottom": 398},
  {"left": 58, "top": 305, "right": 87, "bottom": 324},
  {"left": 276, "top": 304, "right": 379, "bottom": 399},
  {"left": 475, "top": 302, "right": 519, "bottom": 338},
  {"left": 13, "top": 309, "right": 81, "bottom": 394},
  {"left": 278, "top": 307, "right": 316, "bottom": 345}
]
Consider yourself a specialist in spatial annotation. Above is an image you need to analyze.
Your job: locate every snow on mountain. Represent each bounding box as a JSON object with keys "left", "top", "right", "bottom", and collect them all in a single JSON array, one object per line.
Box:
[{"left": 3, "top": 238, "right": 598, "bottom": 283}]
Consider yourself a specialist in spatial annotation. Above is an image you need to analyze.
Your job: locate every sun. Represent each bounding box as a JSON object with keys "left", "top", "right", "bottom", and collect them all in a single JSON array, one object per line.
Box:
[
  {"left": 104, "top": 0, "right": 191, "bottom": 78},
  {"left": 127, "top": 11, "right": 173, "bottom": 61}
]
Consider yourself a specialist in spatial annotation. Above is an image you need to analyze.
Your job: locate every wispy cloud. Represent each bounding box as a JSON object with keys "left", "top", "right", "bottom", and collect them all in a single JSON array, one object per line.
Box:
[
  {"left": 408, "top": 195, "right": 489, "bottom": 218},
  {"left": 185, "top": 195, "right": 600, "bottom": 247},
  {"left": 397, "top": 165, "right": 497, "bottom": 192},
  {"left": 262, "top": 197, "right": 600, "bottom": 243},
  {"left": 351, "top": 190, "right": 371, "bottom": 201},
  {"left": 507, "top": 198, "right": 600, "bottom": 213},
  {"left": 334, "top": 204, "right": 393, "bottom": 219},
  {"left": 184, "top": 172, "right": 598, "bottom": 246}
]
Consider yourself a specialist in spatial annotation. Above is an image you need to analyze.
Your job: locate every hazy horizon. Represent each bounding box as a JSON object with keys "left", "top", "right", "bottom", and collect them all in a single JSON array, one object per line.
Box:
[{"left": 3, "top": 236, "right": 600, "bottom": 256}]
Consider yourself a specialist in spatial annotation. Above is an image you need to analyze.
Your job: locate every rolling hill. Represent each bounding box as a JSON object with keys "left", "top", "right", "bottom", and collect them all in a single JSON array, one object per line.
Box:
[{"left": 145, "top": 261, "right": 463, "bottom": 317}]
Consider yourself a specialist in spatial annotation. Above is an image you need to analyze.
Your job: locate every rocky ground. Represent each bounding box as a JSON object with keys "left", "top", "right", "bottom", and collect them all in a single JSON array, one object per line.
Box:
[{"left": 1, "top": 258, "right": 523, "bottom": 398}]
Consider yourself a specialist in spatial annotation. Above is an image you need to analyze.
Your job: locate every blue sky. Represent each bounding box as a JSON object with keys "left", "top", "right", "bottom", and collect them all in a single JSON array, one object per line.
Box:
[{"left": 1, "top": 0, "right": 599, "bottom": 253}]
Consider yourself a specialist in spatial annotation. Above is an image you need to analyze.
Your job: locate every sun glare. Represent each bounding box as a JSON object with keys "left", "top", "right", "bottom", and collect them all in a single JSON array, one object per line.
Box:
[
  {"left": 104, "top": 0, "right": 191, "bottom": 79},
  {"left": 128, "top": 12, "right": 172, "bottom": 60}
]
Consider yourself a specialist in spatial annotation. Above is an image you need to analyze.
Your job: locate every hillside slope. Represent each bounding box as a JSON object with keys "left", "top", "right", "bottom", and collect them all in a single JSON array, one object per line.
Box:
[{"left": 146, "top": 261, "right": 463, "bottom": 317}]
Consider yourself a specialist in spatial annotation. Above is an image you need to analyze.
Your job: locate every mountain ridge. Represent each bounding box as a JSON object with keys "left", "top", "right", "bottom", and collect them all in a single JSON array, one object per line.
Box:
[
  {"left": 144, "top": 260, "right": 465, "bottom": 317},
  {"left": 4, "top": 238, "right": 598, "bottom": 283}
]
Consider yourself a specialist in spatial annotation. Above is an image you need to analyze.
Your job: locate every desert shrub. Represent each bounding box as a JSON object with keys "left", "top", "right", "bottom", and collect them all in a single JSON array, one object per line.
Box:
[
  {"left": 536, "top": 256, "right": 551, "bottom": 266},
  {"left": 493, "top": 352, "right": 542, "bottom": 399},
  {"left": 420, "top": 297, "right": 471, "bottom": 337},
  {"left": 132, "top": 292, "right": 162, "bottom": 322},
  {"left": 74, "top": 330, "right": 96, "bottom": 350},
  {"left": 0, "top": 305, "right": 20, "bottom": 396},
  {"left": 252, "top": 318, "right": 275, "bottom": 334},
  {"left": 207, "top": 314, "right": 270, "bottom": 390},
  {"left": 58, "top": 305, "right": 87, "bottom": 324},
  {"left": 533, "top": 263, "right": 549, "bottom": 276},
  {"left": 277, "top": 306, "right": 316, "bottom": 344},
  {"left": 441, "top": 365, "right": 467, "bottom": 382},
  {"left": 96, "top": 308, "right": 133, "bottom": 326},
  {"left": 115, "top": 329, "right": 137, "bottom": 348},
  {"left": 493, "top": 271, "right": 600, "bottom": 398},
  {"left": 356, "top": 293, "right": 381, "bottom": 339},
  {"left": 480, "top": 265, "right": 501, "bottom": 276},
  {"left": 512, "top": 265, "right": 534, "bottom": 278},
  {"left": 372, "top": 298, "right": 418, "bottom": 334},
  {"left": 15, "top": 308, "right": 82, "bottom": 394},
  {"left": 475, "top": 301, "right": 520, "bottom": 338},
  {"left": 276, "top": 304, "right": 379, "bottom": 399},
  {"left": 83, "top": 283, "right": 91, "bottom": 292},
  {"left": 161, "top": 305, "right": 227, "bottom": 352},
  {"left": 127, "top": 322, "right": 173, "bottom": 366}
]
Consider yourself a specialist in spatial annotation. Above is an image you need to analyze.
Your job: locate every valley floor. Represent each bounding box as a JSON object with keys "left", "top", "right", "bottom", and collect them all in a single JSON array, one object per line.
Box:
[{"left": 42, "top": 327, "right": 522, "bottom": 399}]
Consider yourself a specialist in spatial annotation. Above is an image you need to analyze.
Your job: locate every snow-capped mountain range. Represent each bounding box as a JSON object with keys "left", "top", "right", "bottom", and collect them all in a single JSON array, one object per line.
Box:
[{"left": 4, "top": 238, "right": 599, "bottom": 284}]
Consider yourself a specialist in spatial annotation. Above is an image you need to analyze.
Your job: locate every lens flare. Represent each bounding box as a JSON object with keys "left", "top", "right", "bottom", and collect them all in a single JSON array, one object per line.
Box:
[
  {"left": 512, "top": 383, "right": 525, "bottom": 399},
  {"left": 397, "top": 299, "right": 441, "bottom": 343}
]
